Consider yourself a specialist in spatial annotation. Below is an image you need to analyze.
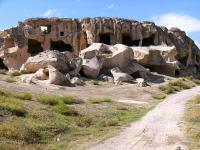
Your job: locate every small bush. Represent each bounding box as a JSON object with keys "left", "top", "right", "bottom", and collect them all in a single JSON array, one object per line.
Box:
[
  {"left": 0, "top": 69, "right": 6, "bottom": 74},
  {"left": 37, "top": 94, "right": 61, "bottom": 105},
  {"left": 61, "top": 96, "right": 81, "bottom": 104},
  {"left": 89, "top": 98, "right": 113, "bottom": 104},
  {"left": 10, "top": 71, "right": 21, "bottom": 77},
  {"left": 0, "top": 98, "right": 26, "bottom": 116},
  {"left": 75, "top": 116, "right": 93, "bottom": 127},
  {"left": 15, "top": 92, "right": 32, "bottom": 100},
  {"left": 51, "top": 104, "right": 78, "bottom": 116},
  {"left": 20, "top": 70, "right": 31, "bottom": 74},
  {"left": 0, "top": 88, "right": 12, "bottom": 97},
  {"left": 159, "top": 79, "right": 194, "bottom": 94},
  {"left": 4, "top": 77, "right": 16, "bottom": 83},
  {"left": 97, "top": 119, "right": 119, "bottom": 127},
  {"left": 152, "top": 93, "right": 166, "bottom": 100}
]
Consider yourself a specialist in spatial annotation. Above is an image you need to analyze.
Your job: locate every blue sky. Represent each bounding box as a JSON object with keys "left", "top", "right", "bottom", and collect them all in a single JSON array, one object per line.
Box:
[{"left": 0, "top": 0, "right": 200, "bottom": 47}]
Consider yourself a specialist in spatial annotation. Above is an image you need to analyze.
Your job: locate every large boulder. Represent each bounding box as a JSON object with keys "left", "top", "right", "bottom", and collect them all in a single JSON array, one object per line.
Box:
[
  {"left": 22, "top": 50, "right": 70, "bottom": 73},
  {"left": 132, "top": 45, "right": 179, "bottom": 76},
  {"left": 48, "top": 65, "right": 69, "bottom": 85},
  {"left": 80, "top": 43, "right": 149, "bottom": 78}
]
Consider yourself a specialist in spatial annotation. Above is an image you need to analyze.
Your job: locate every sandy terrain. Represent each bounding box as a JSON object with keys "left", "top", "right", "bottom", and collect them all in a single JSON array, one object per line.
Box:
[{"left": 88, "top": 86, "right": 200, "bottom": 150}]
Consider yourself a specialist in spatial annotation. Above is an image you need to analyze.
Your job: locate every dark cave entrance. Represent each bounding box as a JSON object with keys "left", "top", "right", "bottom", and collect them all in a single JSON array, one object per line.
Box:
[
  {"left": 131, "top": 71, "right": 142, "bottom": 78},
  {"left": 142, "top": 35, "right": 155, "bottom": 46},
  {"left": 99, "top": 33, "right": 110, "bottom": 45},
  {"left": 0, "top": 58, "right": 7, "bottom": 70},
  {"left": 175, "top": 69, "right": 180, "bottom": 77},
  {"left": 28, "top": 39, "right": 43, "bottom": 56},
  {"left": 122, "top": 34, "right": 134, "bottom": 46},
  {"left": 51, "top": 41, "right": 73, "bottom": 52}
]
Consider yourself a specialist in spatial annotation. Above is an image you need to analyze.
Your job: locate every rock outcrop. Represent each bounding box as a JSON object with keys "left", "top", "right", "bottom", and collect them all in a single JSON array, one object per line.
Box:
[{"left": 0, "top": 17, "right": 199, "bottom": 85}]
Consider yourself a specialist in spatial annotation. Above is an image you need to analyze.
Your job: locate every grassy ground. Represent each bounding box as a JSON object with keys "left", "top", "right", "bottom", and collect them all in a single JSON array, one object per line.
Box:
[
  {"left": 0, "top": 88, "right": 151, "bottom": 150},
  {"left": 184, "top": 95, "right": 200, "bottom": 150}
]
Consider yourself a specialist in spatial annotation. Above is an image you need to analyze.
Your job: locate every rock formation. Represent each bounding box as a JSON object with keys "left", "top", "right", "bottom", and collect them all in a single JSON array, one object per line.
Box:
[{"left": 0, "top": 17, "right": 199, "bottom": 85}]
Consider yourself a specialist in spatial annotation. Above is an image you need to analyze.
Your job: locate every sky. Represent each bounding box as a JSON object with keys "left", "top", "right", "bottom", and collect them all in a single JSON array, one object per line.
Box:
[{"left": 0, "top": 0, "right": 200, "bottom": 47}]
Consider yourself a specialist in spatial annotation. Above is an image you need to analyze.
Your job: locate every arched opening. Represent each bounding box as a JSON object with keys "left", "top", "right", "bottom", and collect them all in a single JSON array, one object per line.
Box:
[
  {"left": 122, "top": 34, "right": 134, "bottom": 46},
  {"left": 51, "top": 41, "right": 73, "bottom": 52},
  {"left": 142, "top": 35, "right": 155, "bottom": 46},
  {"left": 0, "top": 58, "right": 8, "bottom": 70},
  {"left": 28, "top": 39, "right": 43, "bottom": 56},
  {"left": 175, "top": 69, "right": 180, "bottom": 77},
  {"left": 99, "top": 33, "right": 110, "bottom": 45}
]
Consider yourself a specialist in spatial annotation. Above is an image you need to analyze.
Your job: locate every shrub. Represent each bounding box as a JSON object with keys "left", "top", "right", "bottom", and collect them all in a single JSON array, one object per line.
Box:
[
  {"left": 10, "top": 71, "right": 21, "bottom": 77},
  {"left": 89, "top": 98, "right": 113, "bottom": 104},
  {"left": 61, "top": 96, "right": 81, "bottom": 104},
  {"left": 152, "top": 93, "right": 166, "bottom": 100},
  {"left": 15, "top": 92, "right": 32, "bottom": 100},
  {"left": 51, "top": 104, "right": 78, "bottom": 116},
  {"left": 97, "top": 118, "right": 119, "bottom": 127},
  {"left": 0, "top": 88, "right": 12, "bottom": 97},
  {"left": 75, "top": 116, "right": 93, "bottom": 127},
  {"left": 0, "top": 98, "right": 26, "bottom": 116},
  {"left": 20, "top": 70, "right": 31, "bottom": 74},
  {"left": 37, "top": 94, "right": 61, "bottom": 105},
  {"left": 0, "top": 69, "right": 6, "bottom": 74}
]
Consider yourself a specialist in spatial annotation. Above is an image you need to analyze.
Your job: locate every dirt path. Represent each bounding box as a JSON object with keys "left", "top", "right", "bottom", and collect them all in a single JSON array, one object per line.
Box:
[{"left": 89, "top": 86, "right": 200, "bottom": 150}]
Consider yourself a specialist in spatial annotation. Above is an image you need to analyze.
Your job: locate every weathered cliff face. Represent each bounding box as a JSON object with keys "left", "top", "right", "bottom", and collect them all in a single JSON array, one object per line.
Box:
[{"left": 0, "top": 17, "right": 199, "bottom": 77}]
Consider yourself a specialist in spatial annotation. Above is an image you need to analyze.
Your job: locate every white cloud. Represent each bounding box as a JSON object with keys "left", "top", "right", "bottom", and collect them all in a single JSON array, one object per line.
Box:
[
  {"left": 152, "top": 13, "right": 200, "bottom": 33},
  {"left": 42, "top": 9, "right": 61, "bottom": 17},
  {"left": 107, "top": 3, "right": 114, "bottom": 9}
]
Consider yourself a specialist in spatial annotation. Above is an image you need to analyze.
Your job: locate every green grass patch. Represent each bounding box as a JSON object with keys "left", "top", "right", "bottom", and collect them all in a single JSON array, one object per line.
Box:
[
  {"left": 37, "top": 94, "right": 80, "bottom": 105},
  {"left": 0, "top": 97, "right": 27, "bottom": 117},
  {"left": 0, "top": 69, "right": 6, "bottom": 74},
  {"left": 51, "top": 104, "right": 78, "bottom": 116},
  {"left": 152, "top": 93, "right": 166, "bottom": 100},
  {"left": 15, "top": 92, "right": 32, "bottom": 100},
  {"left": 89, "top": 98, "right": 113, "bottom": 104},
  {"left": 9, "top": 70, "right": 21, "bottom": 77}
]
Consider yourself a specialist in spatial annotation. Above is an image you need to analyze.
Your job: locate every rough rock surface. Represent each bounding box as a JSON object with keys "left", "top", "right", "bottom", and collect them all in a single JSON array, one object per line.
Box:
[
  {"left": 0, "top": 17, "right": 199, "bottom": 85},
  {"left": 111, "top": 67, "right": 133, "bottom": 84}
]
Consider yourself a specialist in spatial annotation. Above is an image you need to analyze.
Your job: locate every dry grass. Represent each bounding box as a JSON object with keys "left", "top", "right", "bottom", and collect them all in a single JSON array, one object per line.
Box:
[
  {"left": 0, "top": 88, "right": 151, "bottom": 150},
  {"left": 185, "top": 95, "right": 200, "bottom": 149}
]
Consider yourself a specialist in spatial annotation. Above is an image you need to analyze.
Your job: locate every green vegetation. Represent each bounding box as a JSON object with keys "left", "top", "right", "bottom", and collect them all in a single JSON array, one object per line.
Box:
[
  {"left": 15, "top": 92, "right": 32, "bottom": 100},
  {"left": 0, "top": 96, "right": 26, "bottom": 117},
  {"left": 0, "top": 88, "right": 151, "bottom": 150},
  {"left": 89, "top": 97, "right": 113, "bottom": 104},
  {"left": 152, "top": 93, "right": 166, "bottom": 100},
  {"left": 51, "top": 104, "right": 78, "bottom": 116},
  {"left": 159, "top": 78, "right": 195, "bottom": 94},
  {"left": 0, "top": 69, "right": 6, "bottom": 74},
  {"left": 184, "top": 95, "right": 200, "bottom": 150},
  {"left": 10, "top": 70, "right": 21, "bottom": 77},
  {"left": 37, "top": 94, "right": 80, "bottom": 105}
]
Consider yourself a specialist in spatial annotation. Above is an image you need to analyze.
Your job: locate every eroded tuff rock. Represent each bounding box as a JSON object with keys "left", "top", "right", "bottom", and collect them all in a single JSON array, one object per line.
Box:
[{"left": 0, "top": 17, "right": 199, "bottom": 85}]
